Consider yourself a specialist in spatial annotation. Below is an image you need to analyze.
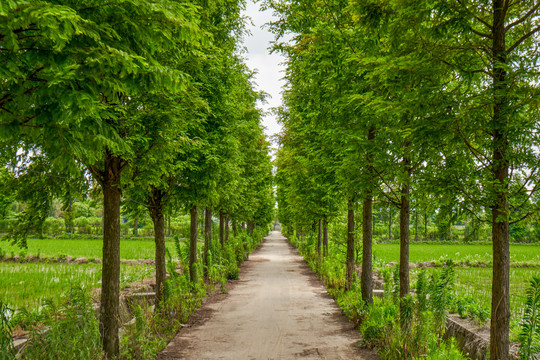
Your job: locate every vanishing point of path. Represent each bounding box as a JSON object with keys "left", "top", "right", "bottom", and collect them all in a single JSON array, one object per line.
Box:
[{"left": 157, "top": 231, "right": 379, "bottom": 360}]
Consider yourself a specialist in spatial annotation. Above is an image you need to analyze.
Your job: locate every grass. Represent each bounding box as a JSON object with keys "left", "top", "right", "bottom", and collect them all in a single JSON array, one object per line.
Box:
[
  {"left": 373, "top": 243, "right": 540, "bottom": 266},
  {"left": 453, "top": 267, "right": 540, "bottom": 326},
  {"left": 0, "top": 237, "right": 180, "bottom": 260},
  {"left": 0, "top": 262, "right": 154, "bottom": 310},
  {"left": 371, "top": 242, "right": 540, "bottom": 336}
]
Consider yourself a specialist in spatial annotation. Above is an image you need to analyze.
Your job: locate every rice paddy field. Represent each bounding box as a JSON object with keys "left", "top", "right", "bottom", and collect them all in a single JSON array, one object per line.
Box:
[
  {"left": 0, "top": 237, "right": 178, "bottom": 260},
  {"left": 0, "top": 262, "right": 154, "bottom": 310},
  {"left": 373, "top": 243, "right": 540, "bottom": 334},
  {"left": 373, "top": 243, "right": 540, "bottom": 266},
  {"left": 1, "top": 237, "right": 539, "bottom": 324}
]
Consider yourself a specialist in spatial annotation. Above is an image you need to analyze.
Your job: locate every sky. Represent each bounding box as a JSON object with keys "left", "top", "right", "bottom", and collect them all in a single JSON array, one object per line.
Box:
[{"left": 241, "top": 0, "right": 287, "bottom": 145}]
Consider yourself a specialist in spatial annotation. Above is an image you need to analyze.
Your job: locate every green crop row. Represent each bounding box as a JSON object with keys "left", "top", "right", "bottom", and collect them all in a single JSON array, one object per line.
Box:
[
  {"left": 0, "top": 237, "right": 179, "bottom": 261},
  {"left": 372, "top": 243, "right": 540, "bottom": 266},
  {"left": 0, "top": 262, "right": 153, "bottom": 310}
]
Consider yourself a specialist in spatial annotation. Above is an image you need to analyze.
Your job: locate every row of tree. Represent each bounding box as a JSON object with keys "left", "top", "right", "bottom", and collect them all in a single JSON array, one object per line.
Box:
[
  {"left": 269, "top": 1, "right": 540, "bottom": 359},
  {"left": 1, "top": 1, "right": 274, "bottom": 358}
]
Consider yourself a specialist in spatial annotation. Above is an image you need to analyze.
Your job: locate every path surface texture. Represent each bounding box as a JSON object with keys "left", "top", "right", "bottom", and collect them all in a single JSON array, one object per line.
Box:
[{"left": 157, "top": 231, "right": 378, "bottom": 360}]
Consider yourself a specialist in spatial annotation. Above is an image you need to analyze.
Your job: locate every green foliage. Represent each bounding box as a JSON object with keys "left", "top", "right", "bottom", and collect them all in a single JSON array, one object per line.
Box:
[
  {"left": 22, "top": 287, "right": 101, "bottom": 360},
  {"left": 359, "top": 298, "right": 399, "bottom": 350},
  {"left": 518, "top": 277, "right": 540, "bottom": 359},
  {"left": 120, "top": 305, "right": 167, "bottom": 360},
  {"left": 416, "top": 270, "right": 427, "bottom": 313},
  {"left": 453, "top": 296, "right": 490, "bottom": 324},
  {"left": 335, "top": 284, "right": 366, "bottom": 324},
  {"left": 0, "top": 301, "right": 15, "bottom": 359},
  {"left": 429, "top": 262, "right": 456, "bottom": 335}
]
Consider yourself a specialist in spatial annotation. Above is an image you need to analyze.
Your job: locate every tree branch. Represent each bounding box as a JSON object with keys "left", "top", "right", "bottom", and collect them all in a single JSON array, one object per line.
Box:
[
  {"left": 505, "top": 2, "right": 540, "bottom": 31},
  {"left": 507, "top": 25, "right": 540, "bottom": 53}
]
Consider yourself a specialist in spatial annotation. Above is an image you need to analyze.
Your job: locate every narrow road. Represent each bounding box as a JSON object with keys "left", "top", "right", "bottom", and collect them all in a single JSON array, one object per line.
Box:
[{"left": 157, "top": 231, "right": 378, "bottom": 360}]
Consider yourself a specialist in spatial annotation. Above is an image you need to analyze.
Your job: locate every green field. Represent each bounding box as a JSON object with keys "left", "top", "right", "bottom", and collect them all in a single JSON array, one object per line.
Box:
[
  {"left": 453, "top": 267, "right": 539, "bottom": 318},
  {"left": 371, "top": 243, "right": 540, "bottom": 334},
  {"left": 373, "top": 243, "right": 540, "bottom": 266},
  {"left": 0, "top": 237, "right": 179, "bottom": 260},
  {"left": 0, "top": 262, "right": 154, "bottom": 310}
]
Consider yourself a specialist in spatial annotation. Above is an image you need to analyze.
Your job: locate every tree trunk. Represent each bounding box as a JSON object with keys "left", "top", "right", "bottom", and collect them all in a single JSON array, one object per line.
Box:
[
  {"left": 490, "top": 2, "right": 510, "bottom": 357},
  {"left": 317, "top": 218, "right": 322, "bottom": 262},
  {"left": 224, "top": 216, "right": 229, "bottom": 244},
  {"left": 219, "top": 212, "right": 225, "bottom": 247},
  {"left": 400, "top": 154, "right": 411, "bottom": 299},
  {"left": 168, "top": 215, "right": 171, "bottom": 237},
  {"left": 242, "top": 222, "right": 246, "bottom": 232},
  {"left": 204, "top": 207, "right": 212, "bottom": 279},
  {"left": 189, "top": 205, "right": 198, "bottom": 283},
  {"left": 388, "top": 206, "right": 392, "bottom": 240},
  {"left": 98, "top": 153, "right": 122, "bottom": 359},
  {"left": 232, "top": 220, "right": 237, "bottom": 237},
  {"left": 424, "top": 211, "right": 428, "bottom": 239},
  {"left": 346, "top": 199, "right": 355, "bottom": 290},
  {"left": 149, "top": 188, "right": 165, "bottom": 305},
  {"left": 65, "top": 198, "right": 74, "bottom": 234},
  {"left": 133, "top": 217, "right": 138, "bottom": 236},
  {"left": 323, "top": 216, "right": 328, "bottom": 257},
  {"left": 414, "top": 210, "right": 418, "bottom": 241},
  {"left": 362, "top": 193, "right": 373, "bottom": 304}
]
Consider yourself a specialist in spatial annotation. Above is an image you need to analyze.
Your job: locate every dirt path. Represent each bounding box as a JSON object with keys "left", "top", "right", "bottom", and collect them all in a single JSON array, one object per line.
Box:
[{"left": 157, "top": 231, "right": 378, "bottom": 360}]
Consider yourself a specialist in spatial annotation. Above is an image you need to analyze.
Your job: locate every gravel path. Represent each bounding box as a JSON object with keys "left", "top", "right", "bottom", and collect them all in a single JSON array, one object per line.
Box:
[{"left": 157, "top": 231, "right": 378, "bottom": 360}]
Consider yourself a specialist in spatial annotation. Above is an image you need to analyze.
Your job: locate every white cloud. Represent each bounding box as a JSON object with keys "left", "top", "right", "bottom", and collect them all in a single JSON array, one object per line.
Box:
[{"left": 241, "top": 0, "right": 287, "bottom": 142}]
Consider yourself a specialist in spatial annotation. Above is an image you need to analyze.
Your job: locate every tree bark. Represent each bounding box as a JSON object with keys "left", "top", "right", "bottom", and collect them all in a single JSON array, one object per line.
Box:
[
  {"left": 168, "top": 215, "right": 171, "bottom": 237},
  {"left": 224, "top": 216, "right": 229, "bottom": 244},
  {"left": 323, "top": 216, "right": 328, "bottom": 257},
  {"left": 414, "top": 209, "right": 418, "bottom": 241},
  {"left": 388, "top": 206, "right": 392, "bottom": 240},
  {"left": 189, "top": 205, "right": 198, "bottom": 283},
  {"left": 424, "top": 211, "right": 428, "bottom": 240},
  {"left": 133, "top": 217, "right": 138, "bottom": 237},
  {"left": 361, "top": 193, "right": 373, "bottom": 304},
  {"left": 98, "top": 153, "right": 122, "bottom": 359},
  {"left": 65, "top": 198, "right": 74, "bottom": 234},
  {"left": 399, "top": 153, "right": 411, "bottom": 299},
  {"left": 241, "top": 222, "right": 246, "bottom": 232},
  {"left": 149, "top": 188, "right": 165, "bottom": 305},
  {"left": 204, "top": 207, "right": 212, "bottom": 279},
  {"left": 232, "top": 220, "right": 237, "bottom": 237},
  {"left": 317, "top": 218, "right": 322, "bottom": 262},
  {"left": 346, "top": 199, "right": 355, "bottom": 290},
  {"left": 490, "top": 2, "right": 510, "bottom": 358},
  {"left": 219, "top": 212, "right": 225, "bottom": 247}
]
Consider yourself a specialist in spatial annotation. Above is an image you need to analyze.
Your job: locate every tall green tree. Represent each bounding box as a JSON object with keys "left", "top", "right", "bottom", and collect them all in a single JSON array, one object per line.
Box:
[
  {"left": 422, "top": 1, "right": 540, "bottom": 357},
  {"left": 1, "top": 1, "right": 202, "bottom": 357}
]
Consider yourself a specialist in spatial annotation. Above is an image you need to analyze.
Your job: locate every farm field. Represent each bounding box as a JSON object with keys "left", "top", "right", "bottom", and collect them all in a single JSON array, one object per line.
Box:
[
  {"left": 0, "top": 262, "right": 154, "bottom": 310},
  {"left": 373, "top": 243, "right": 540, "bottom": 266},
  {"left": 404, "top": 266, "right": 540, "bottom": 329},
  {"left": 372, "top": 243, "right": 540, "bottom": 335},
  {"left": 0, "top": 237, "right": 179, "bottom": 260}
]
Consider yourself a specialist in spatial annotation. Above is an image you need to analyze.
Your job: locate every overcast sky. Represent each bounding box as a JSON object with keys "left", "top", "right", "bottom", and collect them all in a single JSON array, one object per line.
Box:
[{"left": 241, "top": 0, "right": 287, "bottom": 145}]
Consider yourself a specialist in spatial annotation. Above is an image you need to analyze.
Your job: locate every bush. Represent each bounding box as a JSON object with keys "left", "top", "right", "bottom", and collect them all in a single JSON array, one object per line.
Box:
[{"left": 43, "top": 217, "right": 64, "bottom": 235}]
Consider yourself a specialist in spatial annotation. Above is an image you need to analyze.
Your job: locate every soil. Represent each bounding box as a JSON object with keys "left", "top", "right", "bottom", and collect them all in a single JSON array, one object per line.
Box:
[{"left": 157, "top": 231, "right": 379, "bottom": 360}]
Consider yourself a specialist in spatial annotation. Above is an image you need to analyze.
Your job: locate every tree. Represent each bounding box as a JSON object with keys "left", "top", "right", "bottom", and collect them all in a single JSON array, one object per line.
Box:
[
  {"left": 422, "top": 2, "right": 540, "bottom": 357},
  {"left": 1, "top": 1, "right": 202, "bottom": 357}
]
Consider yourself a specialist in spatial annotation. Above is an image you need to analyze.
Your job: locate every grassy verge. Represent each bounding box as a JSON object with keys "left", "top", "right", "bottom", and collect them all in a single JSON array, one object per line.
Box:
[{"left": 286, "top": 229, "right": 539, "bottom": 359}]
